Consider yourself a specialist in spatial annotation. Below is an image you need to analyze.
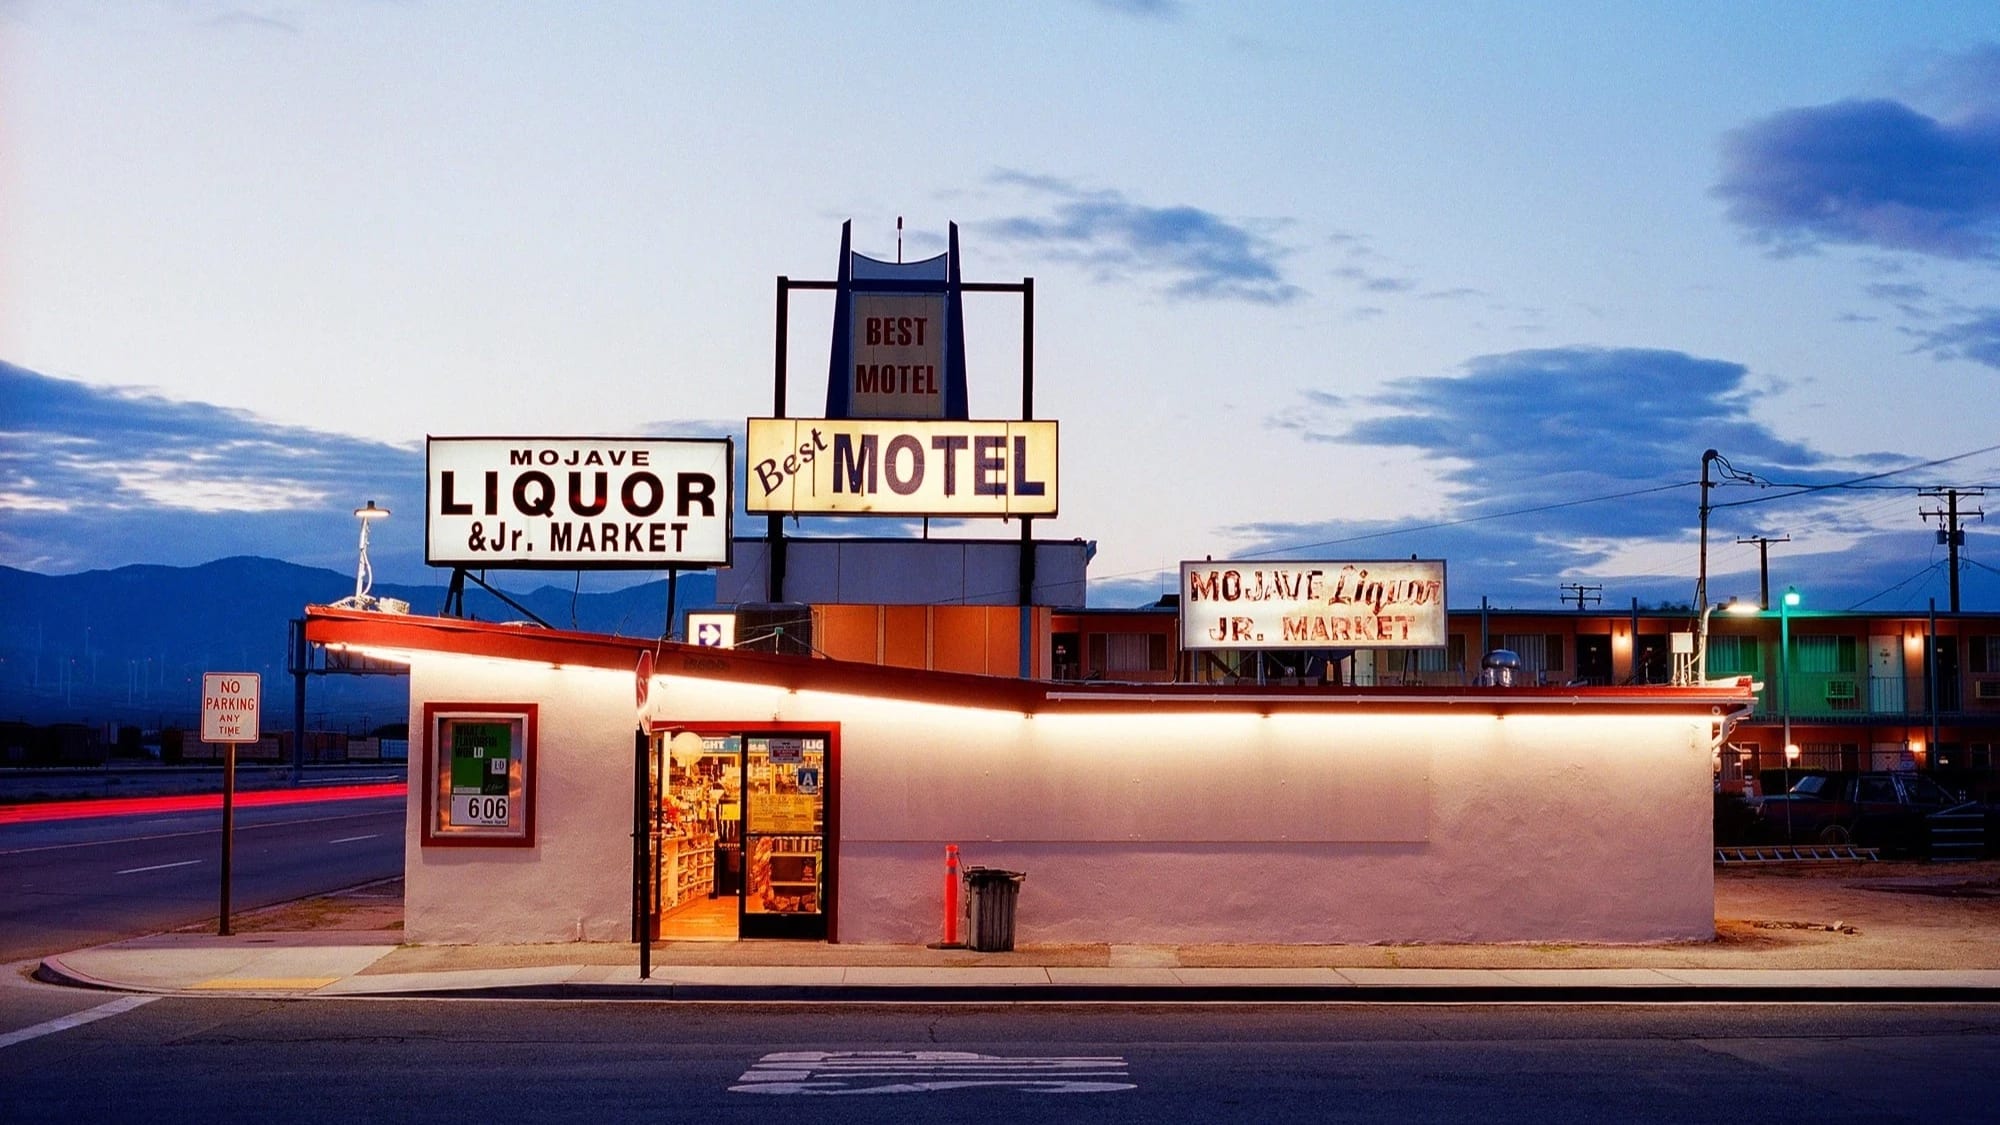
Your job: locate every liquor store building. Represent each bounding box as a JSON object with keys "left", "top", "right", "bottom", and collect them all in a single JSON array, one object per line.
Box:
[{"left": 306, "top": 604, "right": 1749, "bottom": 948}]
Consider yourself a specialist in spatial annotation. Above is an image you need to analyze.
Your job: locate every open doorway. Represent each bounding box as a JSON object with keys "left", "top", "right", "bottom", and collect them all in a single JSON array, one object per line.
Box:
[{"left": 647, "top": 726, "right": 834, "bottom": 941}]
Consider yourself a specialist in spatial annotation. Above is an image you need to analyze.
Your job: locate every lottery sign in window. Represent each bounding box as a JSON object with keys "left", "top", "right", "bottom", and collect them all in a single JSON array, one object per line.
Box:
[{"left": 422, "top": 703, "right": 536, "bottom": 846}]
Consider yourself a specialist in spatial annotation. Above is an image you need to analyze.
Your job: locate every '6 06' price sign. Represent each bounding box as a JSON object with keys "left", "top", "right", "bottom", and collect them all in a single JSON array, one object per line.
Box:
[
  {"left": 423, "top": 705, "right": 535, "bottom": 848},
  {"left": 450, "top": 721, "right": 514, "bottom": 826}
]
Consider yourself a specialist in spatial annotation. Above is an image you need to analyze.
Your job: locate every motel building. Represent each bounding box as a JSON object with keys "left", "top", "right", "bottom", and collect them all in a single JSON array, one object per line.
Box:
[{"left": 305, "top": 225, "right": 1760, "bottom": 949}]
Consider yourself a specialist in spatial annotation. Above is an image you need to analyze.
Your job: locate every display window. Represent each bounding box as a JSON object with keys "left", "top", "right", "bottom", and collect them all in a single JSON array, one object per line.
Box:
[{"left": 421, "top": 702, "right": 537, "bottom": 847}]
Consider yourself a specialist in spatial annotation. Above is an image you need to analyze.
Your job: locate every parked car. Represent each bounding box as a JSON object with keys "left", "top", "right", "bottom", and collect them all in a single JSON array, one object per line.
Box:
[{"left": 1754, "top": 771, "right": 1994, "bottom": 857}]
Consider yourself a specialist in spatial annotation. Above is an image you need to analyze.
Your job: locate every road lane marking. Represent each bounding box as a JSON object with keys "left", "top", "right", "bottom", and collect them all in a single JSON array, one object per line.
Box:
[
  {"left": 116, "top": 859, "right": 202, "bottom": 875},
  {"left": 732, "top": 1051, "right": 1135, "bottom": 1094},
  {"left": 0, "top": 995, "right": 159, "bottom": 1051},
  {"left": 329, "top": 834, "right": 381, "bottom": 844}
]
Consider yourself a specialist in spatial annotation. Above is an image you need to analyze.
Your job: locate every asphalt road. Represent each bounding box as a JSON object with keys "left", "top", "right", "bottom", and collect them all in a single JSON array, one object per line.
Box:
[
  {"left": 0, "top": 794, "right": 405, "bottom": 963},
  {"left": 3, "top": 999, "right": 1996, "bottom": 1123}
]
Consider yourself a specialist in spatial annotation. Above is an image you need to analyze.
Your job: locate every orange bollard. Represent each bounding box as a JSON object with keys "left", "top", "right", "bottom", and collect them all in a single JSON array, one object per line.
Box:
[{"left": 942, "top": 843, "right": 962, "bottom": 946}]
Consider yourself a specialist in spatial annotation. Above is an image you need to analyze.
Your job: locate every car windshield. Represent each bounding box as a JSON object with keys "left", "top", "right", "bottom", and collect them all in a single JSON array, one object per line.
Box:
[
  {"left": 1787, "top": 775, "right": 1833, "bottom": 797},
  {"left": 1899, "top": 776, "right": 1956, "bottom": 805}
]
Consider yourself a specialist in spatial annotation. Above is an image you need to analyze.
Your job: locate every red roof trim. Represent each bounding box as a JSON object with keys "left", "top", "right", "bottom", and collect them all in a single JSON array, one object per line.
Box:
[{"left": 303, "top": 606, "right": 1753, "bottom": 716}]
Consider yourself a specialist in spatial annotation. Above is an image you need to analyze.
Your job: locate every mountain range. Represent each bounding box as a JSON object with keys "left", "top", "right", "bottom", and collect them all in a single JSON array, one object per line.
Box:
[{"left": 0, "top": 557, "right": 714, "bottom": 730}]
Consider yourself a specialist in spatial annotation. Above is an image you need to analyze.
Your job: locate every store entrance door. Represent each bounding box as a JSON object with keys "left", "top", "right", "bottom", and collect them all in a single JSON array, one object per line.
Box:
[
  {"left": 738, "top": 734, "right": 828, "bottom": 939},
  {"left": 649, "top": 727, "right": 831, "bottom": 942}
]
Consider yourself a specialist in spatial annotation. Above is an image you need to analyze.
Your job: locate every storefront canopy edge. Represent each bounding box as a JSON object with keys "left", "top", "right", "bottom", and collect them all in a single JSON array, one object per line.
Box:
[{"left": 302, "top": 606, "right": 1753, "bottom": 717}]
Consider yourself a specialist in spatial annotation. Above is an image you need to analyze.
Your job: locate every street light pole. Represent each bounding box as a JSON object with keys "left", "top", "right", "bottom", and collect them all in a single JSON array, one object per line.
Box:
[{"left": 1780, "top": 586, "right": 1800, "bottom": 842}]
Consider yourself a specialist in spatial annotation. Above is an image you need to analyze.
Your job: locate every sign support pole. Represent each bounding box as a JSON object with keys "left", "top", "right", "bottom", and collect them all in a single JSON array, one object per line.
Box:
[
  {"left": 290, "top": 620, "right": 308, "bottom": 786},
  {"left": 1017, "top": 276, "right": 1036, "bottom": 678},
  {"left": 633, "top": 729, "right": 651, "bottom": 979},
  {"left": 202, "top": 671, "right": 259, "bottom": 937},
  {"left": 219, "top": 741, "right": 236, "bottom": 935}
]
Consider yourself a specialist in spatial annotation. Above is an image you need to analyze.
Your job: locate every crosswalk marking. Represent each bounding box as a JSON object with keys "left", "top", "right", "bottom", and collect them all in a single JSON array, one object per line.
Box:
[
  {"left": 0, "top": 996, "right": 159, "bottom": 1051},
  {"left": 732, "top": 1050, "right": 1135, "bottom": 1094}
]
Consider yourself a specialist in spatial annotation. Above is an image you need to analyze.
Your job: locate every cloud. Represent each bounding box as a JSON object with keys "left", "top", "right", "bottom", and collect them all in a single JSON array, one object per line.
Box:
[
  {"left": 1900, "top": 43, "right": 2000, "bottom": 120},
  {"left": 1333, "top": 266, "right": 1416, "bottom": 293},
  {"left": 1233, "top": 346, "right": 1970, "bottom": 609},
  {"left": 1914, "top": 308, "right": 2000, "bottom": 369},
  {"left": 1865, "top": 281, "right": 1931, "bottom": 303},
  {"left": 1088, "top": 0, "right": 1183, "bottom": 17},
  {"left": 1327, "top": 231, "right": 1419, "bottom": 296},
  {"left": 1714, "top": 90, "right": 2000, "bottom": 260},
  {"left": 0, "top": 362, "right": 768, "bottom": 588},
  {"left": 982, "top": 172, "right": 1303, "bottom": 304},
  {"left": 1341, "top": 348, "right": 1826, "bottom": 494},
  {"left": 0, "top": 362, "right": 425, "bottom": 576}
]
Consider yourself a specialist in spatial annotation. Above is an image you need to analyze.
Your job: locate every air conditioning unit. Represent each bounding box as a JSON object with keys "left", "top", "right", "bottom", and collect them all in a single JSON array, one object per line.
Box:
[
  {"left": 1825, "top": 679, "right": 1857, "bottom": 701},
  {"left": 1976, "top": 680, "right": 2000, "bottom": 701}
]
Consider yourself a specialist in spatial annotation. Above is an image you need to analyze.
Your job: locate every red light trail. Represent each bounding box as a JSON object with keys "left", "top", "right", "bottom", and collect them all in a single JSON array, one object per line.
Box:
[{"left": 0, "top": 783, "right": 405, "bottom": 825}]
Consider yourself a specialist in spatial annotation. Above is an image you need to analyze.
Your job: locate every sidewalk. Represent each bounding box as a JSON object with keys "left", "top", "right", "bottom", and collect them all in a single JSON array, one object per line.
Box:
[{"left": 35, "top": 862, "right": 2000, "bottom": 1003}]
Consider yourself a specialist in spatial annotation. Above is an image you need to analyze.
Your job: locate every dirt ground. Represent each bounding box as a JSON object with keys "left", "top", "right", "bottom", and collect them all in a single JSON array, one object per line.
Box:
[{"left": 216, "top": 860, "right": 2000, "bottom": 974}]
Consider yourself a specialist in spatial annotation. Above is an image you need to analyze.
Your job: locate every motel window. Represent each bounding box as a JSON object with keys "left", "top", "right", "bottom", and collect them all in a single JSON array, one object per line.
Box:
[
  {"left": 420, "top": 702, "right": 537, "bottom": 847},
  {"left": 1705, "top": 635, "right": 1760, "bottom": 678},
  {"left": 1501, "top": 634, "right": 1564, "bottom": 682},
  {"left": 1089, "top": 632, "right": 1168, "bottom": 675},
  {"left": 1971, "top": 637, "right": 2000, "bottom": 674},
  {"left": 1382, "top": 640, "right": 1459, "bottom": 679},
  {"left": 1793, "top": 635, "right": 1858, "bottom": 675}
]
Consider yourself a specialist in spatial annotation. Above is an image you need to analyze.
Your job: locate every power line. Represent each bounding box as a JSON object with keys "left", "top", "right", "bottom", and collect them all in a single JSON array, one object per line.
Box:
[
  {"left": 1846, "top": 558, "right": 1949, "bottom": 611},
  {"left": 1036, "top": 442, "right": 2000, "bottom": 604},
  {"left": 1710, "top": 442, "right": 2000, "bottom": 510},
  {"left": 1235, "top": 479, "right": 1694, "bottom": 559}
]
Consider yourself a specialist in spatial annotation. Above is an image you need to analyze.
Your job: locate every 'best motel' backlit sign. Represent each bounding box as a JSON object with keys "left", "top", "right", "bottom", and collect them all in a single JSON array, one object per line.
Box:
[{"left": 746, "top": 418, "right": 1058, "bottom": 517}]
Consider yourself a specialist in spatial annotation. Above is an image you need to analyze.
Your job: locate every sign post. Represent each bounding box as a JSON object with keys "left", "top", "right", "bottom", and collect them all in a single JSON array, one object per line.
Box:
[{"left": 203, "top": 672, "right": 262, "bottom": 936}]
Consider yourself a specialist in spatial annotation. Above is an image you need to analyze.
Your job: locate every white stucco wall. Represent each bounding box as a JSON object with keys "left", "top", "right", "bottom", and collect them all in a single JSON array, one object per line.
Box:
[
  {"left": 404, "top": 656, "right": 637, "bottom": 944},
  {"left": 407, "top": 654, "right": 1715, "bottom": 945}
]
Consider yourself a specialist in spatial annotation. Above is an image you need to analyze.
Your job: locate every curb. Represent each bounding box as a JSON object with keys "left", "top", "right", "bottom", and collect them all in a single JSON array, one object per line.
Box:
[
  {"left": 31, "top": 956, "right": 162, "bottom": 995},
  {"left": 351, "top": 982, "right": 2000, "bottom": 1004},
  {"left": 34, "top": 963, "right": 2000, "bottom": 1005}
]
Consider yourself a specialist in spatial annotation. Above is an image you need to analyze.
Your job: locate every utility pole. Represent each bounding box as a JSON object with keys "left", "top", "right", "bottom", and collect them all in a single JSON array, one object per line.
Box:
[
  {"left": 1559, "top": 583, "right": 1602, "bottom": 610},
  {"left": 1690, "top": 449, "right": 1719, "bottom": 686},
  {"left": 1735, "top": 533, "right": 1790, "bottom": 609},
  {"left": 1920, "top": 488, "right": 1985, "bottom": 612}
]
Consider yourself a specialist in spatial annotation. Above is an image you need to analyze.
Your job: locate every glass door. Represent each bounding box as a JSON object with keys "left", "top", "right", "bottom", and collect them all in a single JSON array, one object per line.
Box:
[{"left": 739, "top": 734, "right": 827, "bottom": 939}]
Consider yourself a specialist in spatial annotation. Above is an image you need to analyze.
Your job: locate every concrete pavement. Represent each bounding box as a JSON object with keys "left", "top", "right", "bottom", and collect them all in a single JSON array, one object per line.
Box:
[{"left": 32, "top": 862, "right": 2000, "bottom": 1002}]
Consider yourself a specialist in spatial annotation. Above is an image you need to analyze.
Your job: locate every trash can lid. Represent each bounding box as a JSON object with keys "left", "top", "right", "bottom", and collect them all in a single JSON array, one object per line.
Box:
[{"left": 964, "top": 867, "right": 1026, "bottom": 882}]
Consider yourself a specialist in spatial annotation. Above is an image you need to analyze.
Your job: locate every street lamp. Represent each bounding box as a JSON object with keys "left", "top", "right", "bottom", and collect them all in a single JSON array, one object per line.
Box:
[
  {"left": 1719, "top": 598, "right": 1760, "bottom": 791},
  {"left": 352, "top": 500, "right": 389, "bottom": 603}
]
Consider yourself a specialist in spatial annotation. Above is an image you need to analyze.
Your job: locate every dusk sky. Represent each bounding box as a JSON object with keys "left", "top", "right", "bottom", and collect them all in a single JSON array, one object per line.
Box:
[{"left": 4, "top": 2, "right": 1999, "bottom": 612}]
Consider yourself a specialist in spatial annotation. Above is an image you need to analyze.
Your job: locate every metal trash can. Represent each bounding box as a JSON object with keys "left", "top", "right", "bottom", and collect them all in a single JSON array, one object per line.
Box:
[{"left": 963, "top": 867, "right": 1026, "bottom": 952}]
